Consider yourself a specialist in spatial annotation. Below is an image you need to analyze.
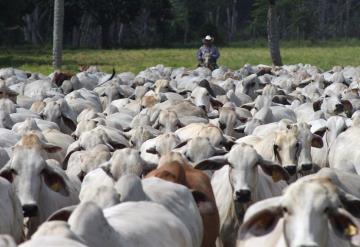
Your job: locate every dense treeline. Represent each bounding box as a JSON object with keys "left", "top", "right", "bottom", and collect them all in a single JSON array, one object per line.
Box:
[{"left": 1, "top": 0, "right": 360, "bottom": 48}]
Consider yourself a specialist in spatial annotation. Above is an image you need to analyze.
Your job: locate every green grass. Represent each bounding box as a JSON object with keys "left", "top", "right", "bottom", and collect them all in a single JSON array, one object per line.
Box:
[{"left": 0, "top": 40, "right": 359, "bottom": 75}]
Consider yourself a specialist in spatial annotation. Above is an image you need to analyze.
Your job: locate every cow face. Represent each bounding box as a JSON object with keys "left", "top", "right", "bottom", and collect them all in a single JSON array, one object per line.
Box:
[
  {"left": 218, "top": 107, "right": 238, "bottom": 136},
  {"left": 273, "top": 128, "right": 300, "bottom": 176},
  {"left": 40, "top": 99, "right": 77, "bottom": 133},
  {"left": 191, "top": 87, "right": 211, "bottom": 112},
  {"left": 195, "top": 143, "right": 289, "bottom": 204},
  {"left": 183, "top": 137, "right": 226, "bottom": 163},
  {"left": 292, "top": 123, "right": 323, "bottom": 173},
  {"left": 313, "top": 95, "right": 353, "bottom": 118},
  {"left": 152, "top": 110, "right": 181, "bottom": 133},
  {"left": 239, "top": 179, "right": 360, "bottom": 247},
  {"left": 0, "top": 134, "right": 66, "bottom": 219}
]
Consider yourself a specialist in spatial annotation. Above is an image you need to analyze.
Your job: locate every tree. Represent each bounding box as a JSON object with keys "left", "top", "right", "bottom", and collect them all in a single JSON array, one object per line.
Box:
[
  {"left": 78, "top": 0, "right": 142, "bottom": 49},
  {"left": 53, "top": 0, "right": 64, "bottom": 70},
  {"left": 267, "top": 0, "right": 282, "bottom": 66}
]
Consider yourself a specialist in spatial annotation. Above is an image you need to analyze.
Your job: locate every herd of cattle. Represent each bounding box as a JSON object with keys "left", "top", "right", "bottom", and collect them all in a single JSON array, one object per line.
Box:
[{"left": 0, "top": 64, "right": 359, "bottom": 246}]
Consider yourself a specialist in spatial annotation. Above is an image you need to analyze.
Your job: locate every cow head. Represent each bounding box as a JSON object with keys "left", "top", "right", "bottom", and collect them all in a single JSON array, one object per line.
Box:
[
  {"left": 0, "top": 133, "right": 67, "bottom": 220},
  {"left": 40, "top": 99, "right": 77, "bottom": 133},
  {"left": 195, "top": 143, "right": 289, "bottom": 204},
  {"left": 239, "top": 178, "right": 360, "bottom": 247},
  {"left": 313, "top": 95, "right": 353, "bottom": 118}
]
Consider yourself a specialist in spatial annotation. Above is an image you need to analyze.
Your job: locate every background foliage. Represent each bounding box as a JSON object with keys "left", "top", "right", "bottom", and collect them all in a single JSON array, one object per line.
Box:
[{"left": 1, "top": 0, "right": 359, "bottom": 48}]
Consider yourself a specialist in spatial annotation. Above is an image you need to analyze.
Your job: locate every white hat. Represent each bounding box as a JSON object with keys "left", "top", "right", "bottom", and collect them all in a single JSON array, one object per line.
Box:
[{"left": 204, "top": 35, "right": 213, "bottom": 41}]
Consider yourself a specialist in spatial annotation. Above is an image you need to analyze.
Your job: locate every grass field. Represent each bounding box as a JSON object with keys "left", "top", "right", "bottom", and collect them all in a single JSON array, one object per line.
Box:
[{"left": 0, "top": 40, "right": 359, "bottom": 75}]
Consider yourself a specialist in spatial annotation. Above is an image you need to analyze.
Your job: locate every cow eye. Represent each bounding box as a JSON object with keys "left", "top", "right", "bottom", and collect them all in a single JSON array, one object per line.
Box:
[{"left": 282, "top": 207, "right": 288, "bottom": 213}]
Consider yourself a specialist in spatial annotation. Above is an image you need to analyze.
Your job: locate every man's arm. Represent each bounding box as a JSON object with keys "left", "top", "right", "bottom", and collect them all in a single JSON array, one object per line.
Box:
[
  {"left": 211, "top": 47, "right": 220, "bottom": 60},
  {"left": 197, "top": 48, "right": 203, "bottom": 62}
]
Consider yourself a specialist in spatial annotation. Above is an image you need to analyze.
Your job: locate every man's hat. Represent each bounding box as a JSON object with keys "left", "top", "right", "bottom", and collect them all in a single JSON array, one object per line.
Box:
[{"left": 203, "top": 35, "right": 214, "bottom": 43}]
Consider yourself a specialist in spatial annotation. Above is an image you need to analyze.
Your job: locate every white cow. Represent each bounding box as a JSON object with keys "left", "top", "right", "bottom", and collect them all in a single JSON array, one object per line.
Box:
[
  {"left": 237, "top": 177, "right": 360, "bottom": 247},
  {"left": 195, "top": 143, "right": 289, "bottom": 246},
  {"left": 21, "top": 221, "right": 87, "bottom": 247},
  {"left": 311, "top": 116, "right": 347, "bottom": 168},
  {"left": 49, "top": 201, "right": 193, "bottom": 247},
  {"left": 115, "top": 175, "right": 203, "bottom": 247},
  {"left": 0, "top": 178, "right": 23, "bottom": 243},
  {"left": 237, "top": 126, "right": 300, "bottom": 177},
  {"left": 0, "top": 133, "right": 80, "bottom": 236},
  {"left": 329, "top": 113, "right": 360, "bottom": 174}
]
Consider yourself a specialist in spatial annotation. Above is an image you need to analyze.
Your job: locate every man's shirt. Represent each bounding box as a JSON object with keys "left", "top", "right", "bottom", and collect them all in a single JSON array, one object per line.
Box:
[{"left": 197, "top": 45, "right": 220, "bottom": 62}]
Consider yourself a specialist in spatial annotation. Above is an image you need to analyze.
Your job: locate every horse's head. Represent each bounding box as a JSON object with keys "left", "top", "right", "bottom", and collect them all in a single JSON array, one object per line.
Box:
[{"left": 203, "top": 52, "right": 212, "bottom": 67}]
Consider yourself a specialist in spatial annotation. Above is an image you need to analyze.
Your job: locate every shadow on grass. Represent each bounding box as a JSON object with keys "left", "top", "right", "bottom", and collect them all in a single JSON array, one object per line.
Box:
[{"left": 0, "top": 55, "right": 77, "bottom": 68}]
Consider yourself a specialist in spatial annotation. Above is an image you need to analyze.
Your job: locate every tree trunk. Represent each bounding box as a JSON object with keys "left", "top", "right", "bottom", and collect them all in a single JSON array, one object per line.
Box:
[
  {"left": 72, "top": 26, "right": 80, "bottom": 48},
  {"left": 267, "top": 0, "right": 283, "bottom": 66},
  {"left": 23, "top": 5, "right": 46, "bottom": 45},
  {"left": 118, "top": 23, "right": 124, "bottom": 46},
  {"left": 53, "top": 0, "right": 64, "bottom": 70},
  {"left": 215, "top": 6, "right": 220, "bottom": 28},
  {"left": 184, "top": 20, "right": 189, "bottom": 44},
  {"left": 344, "top": 0, "right": 351, "bottom": 38},
  {"left": 101, "top": 23, "right": 111, "bottom": 49},
  {"left": 230, "top": 0, "right": 238, "bottom": 41},
  {"left": 226, "top": 7, "right": 231, "bottom": 41},
  {"left": 318, "top": 0, "right": 327, "bottom": 40}
]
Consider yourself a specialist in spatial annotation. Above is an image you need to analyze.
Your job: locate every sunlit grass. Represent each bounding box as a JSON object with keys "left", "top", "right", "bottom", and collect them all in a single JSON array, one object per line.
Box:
[{"left": 0, "top": 41, "right": 359, "bottom": 75}]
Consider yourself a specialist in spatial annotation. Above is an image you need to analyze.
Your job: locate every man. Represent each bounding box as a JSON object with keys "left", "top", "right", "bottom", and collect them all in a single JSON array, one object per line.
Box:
[{"left": 197, "top": 35, "right": 220, "bottom": 70}]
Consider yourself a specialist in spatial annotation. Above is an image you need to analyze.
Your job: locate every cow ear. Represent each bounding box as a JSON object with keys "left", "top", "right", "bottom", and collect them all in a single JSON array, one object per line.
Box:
[
  {"left": 339, "top": 192, "right": 360, "bottom": 218},
  {"left": 342, "top": 100, "right": 353, "bottom": 117},
  {"left": 234, "top": 124, "right": 246, "bottom": 133},
  {"left": 313, "top": 127, "right": 327, "bottom": 138},
  {"left": 152, "top": 118, "right": 160, "bottom": 129},
  {"left": 210, "top": 97, "right": 223, "bottom": 110},
  {"left": 198, "top": 79, "right": 216, "bottom": 97},
  {"left": 191, "top": 190, "right": 217, "bottom": 215},
  {"left": 313, "top": 99, "right": 323, "bottom": 111},
  {"left": 174, "top": 139, "right": 189, "bottom": 149},
  {"left": 194, "top": 156, "right": 228, "bottom": 170},
  {"left": 42, "top": 167, "right": 69, "bottom": 196},
  {"left": 311, "top": 134, "right": 324, "bottom": 148},
  {"left": 222, "top": 135, "right": 236, "bottom": 151},
  {"left": 63, "top": 141, "right": 81, "bottom": 169},
  {"left": 214, "top": 147, "right": 228, "bottom": 156},
  {"left": 101, "top": 163, "right": 114, "bottom": 179},
  {"left": 146, "top": 147, "right": 159, "bottom": 155},
  {"left": 207, "top": 111, "right": 219, "bottom": 119},
  {"left": 42, "top": 143, "right": 63, "bottom": 154},
  {"left": 59, "top": 100, "right": 77, "bottom": 131},
  {"left": 258, "top": 158, "right": 290, "bottom": 182},
  {"left": 0, "top": 166, "right": 14, "bottom": 183},
  {"left": 62, "top": 116, "right": 77, "bottom": 131},
  {"left": 77, "top": 170, "right": 86, "bottom": 182},
  {"left": 272, "top": 95, "right": 291, "bottom": 105},
  {"left": 150, "top": 109, "right": 161, "bottom": 123},
  {"left": 47, "top": 205, "right": 77, "bottom": 222},
  {"left": 239, "top": 198, "right": 283, "bottom": 240},
  {"left": 241, "top": 102, "right": 255, "bottom": 111},
  {"left": 328, "top": 208, "right": 360, "bottom": 246}
]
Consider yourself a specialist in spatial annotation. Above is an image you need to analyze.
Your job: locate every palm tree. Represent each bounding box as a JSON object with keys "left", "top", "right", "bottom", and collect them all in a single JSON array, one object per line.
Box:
[
  {"left": 53, "top": 0, "right": 64, "bottom": 70},
  {"left": 267, "top": 0, "right": 282, "bottom": 66}
]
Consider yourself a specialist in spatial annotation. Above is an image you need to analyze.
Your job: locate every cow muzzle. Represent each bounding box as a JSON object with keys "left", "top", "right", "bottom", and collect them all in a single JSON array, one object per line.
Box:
[
  {"left": 284, "top": 165, "right": 297, "bottom": 175},
  {"left": 301, "top": 163, "right": 313, "bottom": 171},
  {"left": 235, "top": 190, "right": 251, "bottom": 203},
  {"left": 334, "top": 103, "right": 344, "bottom": 113},
  {"left": 22, "top": 204, "right": 38, "bottom": 217}
]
